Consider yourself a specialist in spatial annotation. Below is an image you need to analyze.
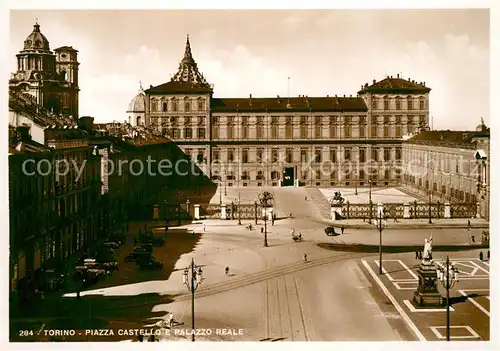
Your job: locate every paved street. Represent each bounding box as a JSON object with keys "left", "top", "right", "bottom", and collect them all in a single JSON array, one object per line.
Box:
[
  {"left": 12, "top": 187, "right": 489, "bottom": 342},
  {"left": 360, "top": 250, "right": 490, "bottom": 341}
]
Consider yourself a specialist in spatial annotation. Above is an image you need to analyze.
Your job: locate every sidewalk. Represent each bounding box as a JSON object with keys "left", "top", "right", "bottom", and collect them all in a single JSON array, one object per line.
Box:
[{"left": 327, "top": 218, "right": 489, "bottom": 229}]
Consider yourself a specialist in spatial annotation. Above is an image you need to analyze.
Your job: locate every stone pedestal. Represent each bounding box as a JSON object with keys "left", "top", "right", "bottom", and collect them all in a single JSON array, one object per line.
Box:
[
  {"left": 444, "top": 202, "right": 451, "bottom": 219},
  {"left": 194, "top": 204, "right": 200, "bottom": 220},
  {"left": 221, "top": 204, "right": 227, "bottom": 220},
  {"left": 403, "top": 203, "right": 410, "bottom": 219},
  {"left": 294, "top": 179, "right": 300, "bottom": 187},
  {"left": 278, "top": 180, "right": 282, "bottom": 187},
  {"left": 153, "top": 205, "right": 159, "bottom": 219},
  {"left": 476, "top": 202, "right": 481, "bottom": 219},
  {"left": 330, "top": 204, "right": 343, "bottom": 220},
  {"left": 412, "top": 261, "right": 442, "bottom": 307}
]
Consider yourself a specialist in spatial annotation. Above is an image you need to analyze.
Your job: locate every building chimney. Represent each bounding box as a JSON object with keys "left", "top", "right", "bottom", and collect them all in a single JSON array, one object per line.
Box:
[
  {"left": 397, "top": 73, "right": 400, "bottom": 78},
  {"left": 373, "top": 79, "right": 376, "bottom": 84}
]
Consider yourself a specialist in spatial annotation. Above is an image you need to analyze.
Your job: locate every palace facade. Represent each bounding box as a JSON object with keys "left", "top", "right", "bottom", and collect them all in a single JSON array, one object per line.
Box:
[
  {"left": 127, "top": 36, "right": 431, "bottom": 188},
  {"left": 402, "top": 121, "right": 490, "bottom": 219}
]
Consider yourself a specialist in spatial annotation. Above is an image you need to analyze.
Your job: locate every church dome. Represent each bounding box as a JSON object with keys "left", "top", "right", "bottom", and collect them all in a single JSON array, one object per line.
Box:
[
  {"left": 127, "top": 89, "right": 146, "bottom": 113},
  {"left": 23, "top": 23, "right": 50, "bottom": 51}
]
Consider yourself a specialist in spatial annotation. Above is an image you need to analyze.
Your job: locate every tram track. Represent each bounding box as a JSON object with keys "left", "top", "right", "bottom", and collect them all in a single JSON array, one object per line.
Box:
[{"left": 114, "top": 251, "right": 367, "bottom": 310}]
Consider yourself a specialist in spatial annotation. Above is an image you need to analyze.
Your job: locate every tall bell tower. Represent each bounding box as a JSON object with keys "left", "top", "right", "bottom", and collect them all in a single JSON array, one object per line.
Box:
[{"left": 55, "top": 46, "right": 80, "bottom": 120}]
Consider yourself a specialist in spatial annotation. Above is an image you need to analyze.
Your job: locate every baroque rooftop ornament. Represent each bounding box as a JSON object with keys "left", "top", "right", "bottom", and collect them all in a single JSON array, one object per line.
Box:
[{"left": 171, "top": 34, "right": 210, "bottom": 87}]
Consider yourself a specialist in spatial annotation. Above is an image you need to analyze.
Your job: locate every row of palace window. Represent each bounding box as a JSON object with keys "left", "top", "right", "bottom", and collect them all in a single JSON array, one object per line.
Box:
[
  {"left": 160, "top": 127, "right": 206, "bottom": 139},
  {"left": 150, "top": 98, "right": 206, "bottom": 112},
  {"left": 212, "top": 123, "right": 422, "bottom": 139},
  {"left": 212, "top": 115, "right": 367, "bottom": 124},
  {"left": 211, "top": 115, "right": 425, "bottom": 125},
  {"left": 405, "top": 175, "right": 477, "bottom": 202},
  {"left": 372, "top": 96, "right": 426, "bottom": 111},
  {"left": 213, "top": 169, "right": 398, "bottom": 181},
  {"left": 150, "top": 116, "right": 206, "bottom": 125},
  {"left": 212, "top": 148, "right": 402, "bottom": 163}
]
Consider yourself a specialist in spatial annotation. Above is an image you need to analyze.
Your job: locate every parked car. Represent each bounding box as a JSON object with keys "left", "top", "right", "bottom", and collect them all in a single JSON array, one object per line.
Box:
[
  {"left": 124, "top": 251, "right": 150, "bottom": 263},
  {"left": 137, "top": 244, "right": 153, "bottom": 254},
  {"left": 110, "top": 234, "right": 126, "bottom": 245},
  {"left": 325, "top": 226, "right": 339, "bottom": 236},
  {"left": 101, "top": 241, "right": 120, "bottom": 249},
  {"left": 139, "top": 257, "right": 163, "bottom": 270}
]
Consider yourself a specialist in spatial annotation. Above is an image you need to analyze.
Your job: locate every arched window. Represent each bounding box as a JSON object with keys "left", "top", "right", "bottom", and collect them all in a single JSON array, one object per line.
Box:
[
  {"left": 419, "top": 96, "right": 425, "bottom": 110},
  {"left": 407, "top": 96, "right": 414, "bottom": 110},
  {"left": 395, "top": 96, "right": 401, "bottom": 110},
  {"left": 150, "top": 98, "right": 158, "bottom": 112},
  {"left": 198, "top": 99, "right": 205, "bottom": 111}
]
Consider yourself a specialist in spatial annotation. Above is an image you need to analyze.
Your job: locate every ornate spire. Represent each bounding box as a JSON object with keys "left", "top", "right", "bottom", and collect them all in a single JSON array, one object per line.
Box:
[
  {"left": 139, "top": 80, "right": 144, "bottom": 93},
  {"left": 171, "top": 35, "right": 210, "bottom": 87}
]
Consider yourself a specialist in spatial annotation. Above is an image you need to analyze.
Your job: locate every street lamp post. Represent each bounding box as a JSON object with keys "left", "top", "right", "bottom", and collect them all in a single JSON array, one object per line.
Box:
[
  {"left": 238, "top": 192, "right": 241, "bottom": 225},
  {"left": 186, "top": 199, "right": 191, "bottom": 220},
  {"left": 355, "top": 171, "right": 358, "bottom": 195},
  {"left": 254, "top": 201, "right": 258, "bottom": 225},
  {"left": 377, "top": 209, "right": 384, "bottom": 275},
  {"left": 428, "top": 190, "right": 432, "bottom": 224},
  {"left": 258, "top": 191, "right": 273, "bottom": 247},
  {"left": 224, "top": 172, "right": 227, "bottom": 196},
  {"left": 182, "top": 258, "right": 204, "bottom": 342},
  {"left": 263, "top": 212, "right": 268, "bottom": 247},
  {"left": 369, "top": 179, "right": 373, "bottom": 223},
  {"left": 436, "top": 256, "right": 459, "bottom": 341}
]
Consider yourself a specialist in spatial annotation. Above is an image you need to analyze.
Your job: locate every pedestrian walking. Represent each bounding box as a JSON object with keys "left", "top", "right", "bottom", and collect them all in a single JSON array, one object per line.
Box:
[
  {"left": 487, "top": 250, "right": 490, "bottom": 260},
  {"left": 341, "top": 226, "right": 345, "bottom": 234},
  {"left": 415, "top": 251, "right": 419, "bottom": 260},
  {"left": 305, "top": 196, "right": 307, "bottom": 201},
  {"left": 303, "top": 253, "right": 308, "bottom": 263},
  {"left": 471, "top": 235, "right": 475, "bottom": 243},
  {"left": 261, "top": 227, "right": 264, "bottom": 233},
  {"left": 467, "top": 219, "right": 471, "bottom": 228},
  {"left": 225, "top": 266, "right": 229, "bottom": 276},
  {"left": 479, "top": 251, "right": 483, "bottom": 261},
  {"left": 203, "top": 224, "right": 206, "bottom": 232}
]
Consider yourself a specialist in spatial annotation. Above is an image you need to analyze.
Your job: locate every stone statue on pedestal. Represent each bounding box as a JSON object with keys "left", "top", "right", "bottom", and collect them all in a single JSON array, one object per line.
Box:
[
  {"left": 413, "top": 235, "right": 441, "bottom": 307},
  {"left": 422, "top": 235, "right": 433, "bottom": 262}
]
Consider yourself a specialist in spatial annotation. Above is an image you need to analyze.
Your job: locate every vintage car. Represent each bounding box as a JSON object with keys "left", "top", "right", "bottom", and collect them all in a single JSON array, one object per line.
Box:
[
  {"left": 324, "top": 225, "right": 339, "bottom": 236},
  {"left": 138, "top": 257, "right": 163, "bottom": 270}
]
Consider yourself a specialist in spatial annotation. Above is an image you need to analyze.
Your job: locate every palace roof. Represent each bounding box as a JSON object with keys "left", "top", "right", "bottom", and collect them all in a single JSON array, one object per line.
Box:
[
  {"left": 210, "top": 95, "right": 368, "bottom": 113},
  {"left": 358, "top": 75, "right": 431, "bottom": 95}
]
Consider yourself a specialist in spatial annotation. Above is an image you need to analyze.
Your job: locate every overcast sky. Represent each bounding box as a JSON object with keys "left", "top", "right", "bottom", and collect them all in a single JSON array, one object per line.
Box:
[{"left": 9, "top": 9, "right": 489, "bottom": 130}]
